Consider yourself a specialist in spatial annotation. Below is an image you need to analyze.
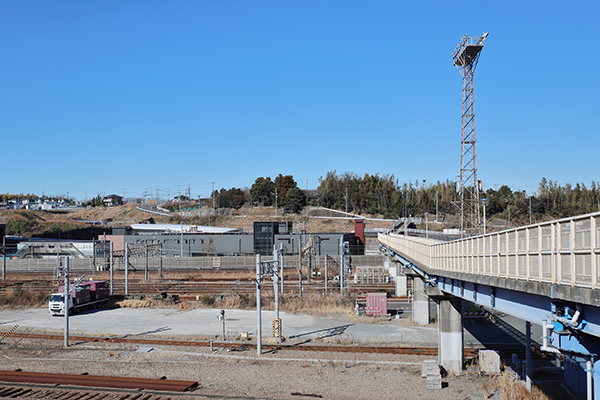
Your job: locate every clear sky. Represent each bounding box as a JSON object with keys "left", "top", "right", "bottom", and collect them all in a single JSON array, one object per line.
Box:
[{"left": 1, "top": 1, "right": 598, "bottom": 201}]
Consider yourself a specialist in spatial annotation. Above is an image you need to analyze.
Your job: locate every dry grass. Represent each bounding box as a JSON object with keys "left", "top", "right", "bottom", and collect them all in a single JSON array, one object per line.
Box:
[
  {"left": 278, "top": 293, "right": 354, "bottom": 315},
  {"left": 0, "top": 288, "right": 47, "bottom": 308},
  {"left": 114, "top": 299, "right": 170, "bottom": 308},
  {"left": 189, "top": 292, "right": 356, "bottom": 316},
  {"left": 496, "top": 374, "right": 552, "bottom": 400}
]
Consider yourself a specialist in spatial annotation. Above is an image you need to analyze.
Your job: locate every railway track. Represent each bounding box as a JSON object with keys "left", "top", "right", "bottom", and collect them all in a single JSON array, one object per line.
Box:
[
  {"left": 0, "top": 383, "right": 197, "bottom": 399},
  {"left": 0, "top": 277, "right": 396, "bottom": 297},
  {"left": 2, "top": 331, "right": 551, "bottom": 361},
  {"left": 4, "top": 332, "right": 446, "bottom": 356}
]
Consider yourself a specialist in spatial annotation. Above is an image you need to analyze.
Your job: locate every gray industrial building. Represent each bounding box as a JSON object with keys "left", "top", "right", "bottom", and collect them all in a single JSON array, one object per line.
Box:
[{"left": 108, "top": 221, "right": 364, "bottom": 257}]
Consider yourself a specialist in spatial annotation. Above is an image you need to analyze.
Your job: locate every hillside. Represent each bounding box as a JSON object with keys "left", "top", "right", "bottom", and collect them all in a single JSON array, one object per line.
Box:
[{"left": 0, "top": 203, "right": 393, "bottom": 238}]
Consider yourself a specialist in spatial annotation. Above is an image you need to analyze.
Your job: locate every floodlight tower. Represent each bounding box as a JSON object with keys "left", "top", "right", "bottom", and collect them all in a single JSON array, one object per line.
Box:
[{"left": 452, "top": 32, "right": 488, "bottom": 236}]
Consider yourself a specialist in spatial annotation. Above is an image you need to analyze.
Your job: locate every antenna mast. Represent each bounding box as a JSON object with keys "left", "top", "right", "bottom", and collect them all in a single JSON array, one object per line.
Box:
[{"left": 452, "top": 32, "right": 488, "bottom": 236}]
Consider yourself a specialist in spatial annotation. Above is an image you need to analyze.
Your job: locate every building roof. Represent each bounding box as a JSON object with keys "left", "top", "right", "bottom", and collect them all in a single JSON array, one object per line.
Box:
[{"left": 130, "top": 223, "right": 242, "bottom": 234}]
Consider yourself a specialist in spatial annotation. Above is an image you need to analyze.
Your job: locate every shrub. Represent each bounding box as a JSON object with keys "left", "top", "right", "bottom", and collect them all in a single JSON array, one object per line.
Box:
[{"left": 201, "top": 294, "right": 214, "bottom": 306}]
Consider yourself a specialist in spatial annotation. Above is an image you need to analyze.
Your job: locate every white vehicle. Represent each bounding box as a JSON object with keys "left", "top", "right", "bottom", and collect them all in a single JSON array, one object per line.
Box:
[
  {"left": 48, "top": 279, "right": 109, "bottom": 316},
  {"left": 48, "top": 293, "right": 75, "bottom": 316}
]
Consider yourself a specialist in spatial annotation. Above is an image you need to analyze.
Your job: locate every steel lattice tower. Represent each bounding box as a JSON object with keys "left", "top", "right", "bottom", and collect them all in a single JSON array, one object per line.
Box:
[{"left": 452, "top": 32, "right": 488, "bottom": 236}]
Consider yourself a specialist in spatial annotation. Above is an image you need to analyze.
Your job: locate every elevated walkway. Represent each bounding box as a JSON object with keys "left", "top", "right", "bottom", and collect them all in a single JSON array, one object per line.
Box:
[{"left": 380, "top": 211, "right": 600, "bottom": 398}]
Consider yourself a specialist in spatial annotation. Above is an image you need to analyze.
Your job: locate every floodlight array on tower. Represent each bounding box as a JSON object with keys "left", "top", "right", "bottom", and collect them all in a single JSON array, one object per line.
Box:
[{"left": 452, "top": 32, "right": 488, "bottom": 236}]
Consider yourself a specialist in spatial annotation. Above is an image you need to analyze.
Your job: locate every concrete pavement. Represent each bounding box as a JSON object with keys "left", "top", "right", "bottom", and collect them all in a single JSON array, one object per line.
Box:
[
  {"left": 0, "top": 306, "right": 541, "bottom": 348},
  {"left": 0, "top": 307, "right": 439, "bottom": 345}
]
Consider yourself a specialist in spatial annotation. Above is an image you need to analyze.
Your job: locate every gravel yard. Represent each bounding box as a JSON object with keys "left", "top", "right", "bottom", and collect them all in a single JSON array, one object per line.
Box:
[{"left": 0, "top": 338, "right": 495, "bottom": 400}]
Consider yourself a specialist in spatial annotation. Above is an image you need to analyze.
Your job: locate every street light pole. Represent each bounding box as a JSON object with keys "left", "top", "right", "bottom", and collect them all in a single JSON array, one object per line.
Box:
[{"left": 481, "top": 198, "right": 488, "bottom": 235}]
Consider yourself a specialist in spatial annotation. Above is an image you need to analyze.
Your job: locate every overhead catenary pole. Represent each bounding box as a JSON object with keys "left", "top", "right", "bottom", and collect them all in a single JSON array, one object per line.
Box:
[
  {"left": 306, "top": 234, "right": 311, "bottom": 284},
  {"left": 298, "top": 237, "right": 302, "bottom": 296},
  {"left": 2, "top": 234, "right": 5, "bottom": 281},
  {"left": 109, "top": 242, "right": 113, "bottom": 295},
  {"left": 339, "top": 237, "right": 344, "bottom": 293},
  {"left": 158, "top": 243, "right": 163, "bottom": 278},
  {"left": 273, "top": 247, "right": 279, "bottom": 321},
  {"left": 280, "top": 244, "right": 284, "bottom": 294},
  {"left": 125, "top": 243, "right": 129, "bottom": 295},
  {"left": 256, "top": 254, "right": 262, "bottom": 355},
  {"left": 145, "top": 245, "right": 149, "bottom": 282},
  {"left": 64, "top": 257, "right": 70, "bottom": 347},
  {"left": 325, "top": 256, "right": 328, "bottom": 295},
  {"left": 180, "top": 197, "right": 183, "bottom": 257},
  {"left": 273, "top": 246, "right": 282, "bottom": 342}
]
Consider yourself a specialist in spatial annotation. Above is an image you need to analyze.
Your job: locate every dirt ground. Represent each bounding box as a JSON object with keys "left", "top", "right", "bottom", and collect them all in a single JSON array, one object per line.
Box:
[{"left": 0, "top": 337, "right": 497, "bottom": 400}]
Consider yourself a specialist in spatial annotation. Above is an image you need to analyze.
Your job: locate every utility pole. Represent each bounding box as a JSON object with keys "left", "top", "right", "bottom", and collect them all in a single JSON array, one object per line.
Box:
[
  {"left": 280, "top": 247, "right": 284, "bottom": 294},
  {"left": 529, "top": 197, "right": 532, "bottom": 225},
  {"left": 324, "top": 256, "right": 328, "bottom": 295},
  {"left": 180, "top": 197, "right": 183, "bottom": 257},
  {"left": 306, "top": 179, "right": 309, "bottom": 216},
  {"left": 145, "top": 245, "right": 149, "bottom": 282},
  {"left": 125, "top": 243, "right": 129, "bottom": 295},
  {"left": 2, "top": 224, "right": 6, "bottom": 281},
  {"left": 452, "top": 32, "right": 489, "bottom": 236},
  {"left": 345, "top": 188, "right": 348, "bottom": 215},
  {"left": 298, "top": 237, "right": 303, "bottom": 296},
  {"left": 339, "top": 237, "right": 344, "bottom": 293},
  {"left": 109, "top": 242, "right": 113, "bottom": 295},
  {"left": 272, "top": 245, "right": 282, "bottom": 343},
  {"left": 64, "top": 257, "right": 70, "bottom": 347},
  {"left": 435, "top": 190, "right": 439, "bottom": 222},
  {"left": 256, "top": 254, "right": 262, "bottom": 355},
  {"left": 255, "top": 246, "right": 284, "bottom": 352}
]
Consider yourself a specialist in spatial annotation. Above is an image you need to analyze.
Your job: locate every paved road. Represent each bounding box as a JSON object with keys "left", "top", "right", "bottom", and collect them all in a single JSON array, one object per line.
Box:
[{"left": 0, "top": 306, "right": 542, "bottom": 348}]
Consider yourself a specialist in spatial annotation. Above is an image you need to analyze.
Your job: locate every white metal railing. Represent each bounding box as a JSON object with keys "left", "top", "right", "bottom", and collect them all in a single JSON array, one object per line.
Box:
[
  {"left": 1, "top": 258, "right": 96, "bottom": 274},
  {"left": 379, "top": 211, "right": 600, "bottom": 289}
]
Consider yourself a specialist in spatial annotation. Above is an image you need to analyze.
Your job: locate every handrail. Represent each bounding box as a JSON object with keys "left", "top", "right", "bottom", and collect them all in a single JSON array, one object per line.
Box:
[{"left": 380, "top": 211, "right": 600, "bottom": 289}]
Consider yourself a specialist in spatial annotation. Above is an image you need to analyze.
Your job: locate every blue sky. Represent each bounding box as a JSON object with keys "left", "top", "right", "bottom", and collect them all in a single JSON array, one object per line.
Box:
[{"left": 1, "top": 1, "right": 598, "bottom": 200}]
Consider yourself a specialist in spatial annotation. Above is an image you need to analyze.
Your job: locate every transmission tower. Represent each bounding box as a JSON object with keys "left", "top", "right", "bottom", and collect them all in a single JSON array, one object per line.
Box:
[{"left": 452, "top": 32, "right": 488, "bottom": 236}]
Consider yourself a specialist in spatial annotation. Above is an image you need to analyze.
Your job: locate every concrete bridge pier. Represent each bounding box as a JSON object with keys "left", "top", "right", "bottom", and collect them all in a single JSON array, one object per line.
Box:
[
  {"left": 384, "top": 259, "right": 408, "bottom": 297},
  {"left": 437, "top": 296, "right": 464, "bottom": 375},
  {"left": 411, "top": 277, "right": 430, "bottom": 325}
]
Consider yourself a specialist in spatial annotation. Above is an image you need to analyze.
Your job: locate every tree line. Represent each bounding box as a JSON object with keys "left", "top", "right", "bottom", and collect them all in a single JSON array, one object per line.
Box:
[
  {"left": 4, "top": 173, "right": 600, "bottom": 224},
  {"left": 230, "top": 172, "right": 600, "bottom": 224},
  {"left": 214, "top": 174, "right": 307, "bottom": 214},
  {"left": 315, "top": 172, "right": 600, "bottom": 224}
]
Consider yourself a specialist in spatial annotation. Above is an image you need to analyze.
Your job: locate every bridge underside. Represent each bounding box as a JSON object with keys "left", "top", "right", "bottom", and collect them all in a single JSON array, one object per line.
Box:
[{"left": 382, "top": 244, "right": 600, "bottom": 399}]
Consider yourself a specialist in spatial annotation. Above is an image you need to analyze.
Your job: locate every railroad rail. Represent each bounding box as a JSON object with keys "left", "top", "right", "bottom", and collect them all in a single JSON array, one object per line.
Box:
[
  {"left": 1, "top": 331, "right": 552, "bottom": 360},
  {"left": 0, "top": 371, "right": 198, "bottom": 392},
  {"left": 3, "top": 331, "right": 445, "bottom": 356}
]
